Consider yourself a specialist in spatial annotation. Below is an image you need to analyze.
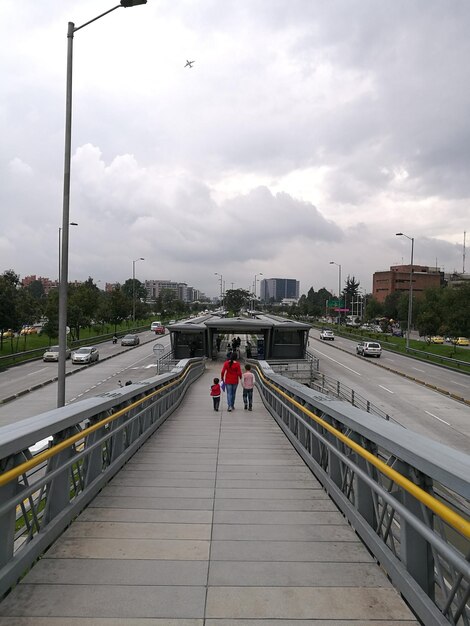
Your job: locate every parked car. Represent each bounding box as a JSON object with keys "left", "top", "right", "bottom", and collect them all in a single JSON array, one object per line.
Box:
[
  {"left": 71, "top": 346, "right": 99, "bottom": 364},
  {"left": 356, "top": 341, "right": 382, "bottom": 358},
  {"left": 320, "top": 329, "right": 335, "bottom": 341},
  {"left": 430, "top": 336, "right": 444, "bottom": 344},
  {"left": 391, "top": 328, "right": 404, "bottom": 337},
  {"left": 453, "top": 337, "right": 469, "bottom": 346},
  {"left": 121, "top": 334, "right": 140, "bottom": 346},
  {"left": 43, "top": 345, "right": 71, "bottom": 362},
  {"left": 1, "top": 329, "right": 15, "bottom": 338}
]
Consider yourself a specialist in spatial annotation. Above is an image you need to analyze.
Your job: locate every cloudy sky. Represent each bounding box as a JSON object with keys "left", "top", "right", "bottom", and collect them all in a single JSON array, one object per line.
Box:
[{"left": 1, "top": 1, "right": 469, "bottom": 298}]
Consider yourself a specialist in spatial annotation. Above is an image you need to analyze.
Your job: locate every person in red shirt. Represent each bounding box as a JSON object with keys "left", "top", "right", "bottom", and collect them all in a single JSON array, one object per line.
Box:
[
  {"left": 210, "top": 377, "right": 221, "bottom": 412},
  {"left": 221, "top": 353, "right": 242, "bottom": 412}
]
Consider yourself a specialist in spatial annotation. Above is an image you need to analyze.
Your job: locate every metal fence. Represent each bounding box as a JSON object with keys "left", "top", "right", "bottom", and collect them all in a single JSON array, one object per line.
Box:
[
  {"left": 254, "top": 361, "right": 470, "bottom": 626},
  {"left": 0, "top": 358, "right": 204, "bottom": 598},
  {"left": 310, "top": 371, "right": 396, "bottom": 423}
]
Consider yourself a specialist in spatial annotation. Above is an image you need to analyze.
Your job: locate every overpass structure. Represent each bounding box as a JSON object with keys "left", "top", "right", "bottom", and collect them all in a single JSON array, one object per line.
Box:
[{"left": 0, "top": 355, "right": 469, "bottom": 623}]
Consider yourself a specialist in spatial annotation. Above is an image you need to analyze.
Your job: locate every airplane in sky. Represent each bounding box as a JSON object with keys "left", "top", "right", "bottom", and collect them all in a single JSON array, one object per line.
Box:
[{"left": 184, "top": 60, "right": 195, "bottom": 68}]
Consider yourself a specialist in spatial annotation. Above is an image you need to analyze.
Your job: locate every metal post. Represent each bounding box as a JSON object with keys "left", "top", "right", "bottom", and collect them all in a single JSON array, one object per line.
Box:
[
  {"left": 396, "top": 233, "right": 414, "bottom": 350},
  {"left": 132, "top": 257, "right": 144, "bottom": 322},
  {"left": 57, "top": 21, "right": 75, "bottom": 408},
  {"left": 57, "top": 1, "right": 147, "bottom": 408}
]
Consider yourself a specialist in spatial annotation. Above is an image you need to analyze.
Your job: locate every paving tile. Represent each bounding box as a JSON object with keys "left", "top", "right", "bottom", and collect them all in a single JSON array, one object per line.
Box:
[
  {"left": 64, "top": 521, "right": 211, "bottom": 540},
  {"left": 212, "top": 522, "right": 355, "bottom": 541},
  {"left": 210, "top": 540, "right": 373, "bottom": 562},
  {"left": 45, "top": 537, "right": 209, "bottom": 560},
  {"left": 91, "top": 496, "right": 214, "bottom": 510},
  {"left": 0, "top": 585, "right": 206, "bottom": 619},
  {"left": 80, "top": 508, "right": 213, "bottom": 524},
  {"left": 208, "top": 560, "right": 392, "bottom": 587},
  {"left": 205, "top": 587, "right": 416, "bottom": 620},
  {"left": 26, "top": 558, "right": 208, "bottom": 586}
]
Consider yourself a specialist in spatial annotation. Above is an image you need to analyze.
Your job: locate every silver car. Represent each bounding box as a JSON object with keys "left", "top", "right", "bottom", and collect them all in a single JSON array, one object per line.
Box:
[
  {"left": 72, "top": 346, "right": 99, "bottom": 364},
  {"left": 43, "top": 345, "right": 71, "bottom": 362},
  {"left": 121, "top": 334, "right": 140, "bottom": 346}
]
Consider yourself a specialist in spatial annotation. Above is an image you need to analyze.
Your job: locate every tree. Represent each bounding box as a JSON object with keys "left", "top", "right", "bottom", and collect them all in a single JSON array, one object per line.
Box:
[
  {"left": 342, "top": 276, "right": 360, "bottom": 314},
  {"left": 121, "top": 278, "right": 147, "bottom": 301},
  {"left": 224, "top": 288, "right": 251, "bottom": 313},
  {"left": 0, "top": 270, "right": 20, "bottom": 346},
  {"left": 25, "top": 279, "right": 45, "bottom": 301},
  {"left": 365, "top": 297, "right": 383, "bottom": 320}
]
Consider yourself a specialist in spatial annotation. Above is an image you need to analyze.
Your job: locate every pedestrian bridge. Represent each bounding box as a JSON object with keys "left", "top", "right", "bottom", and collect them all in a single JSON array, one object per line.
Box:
[{"left": 0, "top": 357, "right": 469, "bottom": 624}]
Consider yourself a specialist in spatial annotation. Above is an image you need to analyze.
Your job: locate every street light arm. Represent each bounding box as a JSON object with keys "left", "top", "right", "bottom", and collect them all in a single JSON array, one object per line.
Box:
[{"left": 73, "top": 1, "right": 147, "bottom": 34}]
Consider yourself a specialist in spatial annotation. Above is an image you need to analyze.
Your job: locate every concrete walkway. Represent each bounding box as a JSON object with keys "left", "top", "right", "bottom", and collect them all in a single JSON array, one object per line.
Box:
[{"left": 0, "top": 362, "right": 418, "bottom": 624}]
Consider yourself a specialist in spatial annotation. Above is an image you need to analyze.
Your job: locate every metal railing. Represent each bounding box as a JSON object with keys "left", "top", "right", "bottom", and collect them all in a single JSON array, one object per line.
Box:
[
  {"left": 254, "top": 361, "right": 470, "bottom": 626},
  {"left": 310, "top": 371, "right": 396, "bottom": 423},
  {"left": 0, "top": 358, "right": 205, "bottom": 598}
]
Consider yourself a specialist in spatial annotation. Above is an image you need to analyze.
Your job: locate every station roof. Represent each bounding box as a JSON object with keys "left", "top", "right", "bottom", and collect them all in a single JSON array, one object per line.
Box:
[{"left": 169, "top": 317, "right": 310, "bottom": 332}]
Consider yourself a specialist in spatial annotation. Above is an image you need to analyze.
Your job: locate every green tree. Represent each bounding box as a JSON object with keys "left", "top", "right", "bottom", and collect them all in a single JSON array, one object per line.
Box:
[
  {"left": 224, "top": 288, "right": 251, "bottom": 313},
  {"left": 365, "top": 297, "right": 383, "bottom": 320},
  {"left": 121, "top": 278, "right": 147, "bottom": 301},
  {"left": 342, "top": 276, "right": 360, "bottom": 314},
  {"left": 0, "top": 270, "right": 20, "bottom": 346}
]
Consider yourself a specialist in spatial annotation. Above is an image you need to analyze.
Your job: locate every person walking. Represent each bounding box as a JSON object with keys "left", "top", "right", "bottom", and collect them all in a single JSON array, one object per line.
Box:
[
  {"left": 210, "top": 377, "right": 222, "bottom": 411},
  {"left": 221, "top": 352, "right": 242, "bottom": 412},
  {"left": 242, "top": 363, "right": 255, "bottom": 411}
]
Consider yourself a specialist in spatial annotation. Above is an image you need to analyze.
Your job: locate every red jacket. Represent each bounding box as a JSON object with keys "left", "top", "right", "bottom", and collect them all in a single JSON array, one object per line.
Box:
[
  {"left": 221, "top": 359, "right": 242, "bottom": 384},
  {"left": 210, "top": 383, "right": 221, "bottom": 397}
]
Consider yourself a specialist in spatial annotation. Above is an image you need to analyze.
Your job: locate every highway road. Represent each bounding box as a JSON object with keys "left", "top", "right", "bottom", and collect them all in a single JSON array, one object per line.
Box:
[
  {"left": 308, "top": 329, "right": 470, "bottom": 454},
  {"left": 0, "top": 332, "right": 170, "bottom": 426}
]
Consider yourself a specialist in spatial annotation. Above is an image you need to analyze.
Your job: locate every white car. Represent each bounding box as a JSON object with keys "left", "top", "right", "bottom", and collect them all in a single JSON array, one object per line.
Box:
[
  {"left": 320, "top": 329, "right": 335, "bottom": 341},
  {"left": 356, "top": 341, "right": 382, "bottom": 358},
  {"left": 43, "top": 345, "right": 71, "bottom": 362},
  {"left": 72, "top": 346, "right": 99, "bottom": 364}
]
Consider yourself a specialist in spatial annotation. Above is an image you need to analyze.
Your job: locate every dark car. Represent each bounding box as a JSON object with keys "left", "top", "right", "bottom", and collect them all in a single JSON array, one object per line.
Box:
[{"left": 121, "top": 334, "right": 140, "bottom": 346}]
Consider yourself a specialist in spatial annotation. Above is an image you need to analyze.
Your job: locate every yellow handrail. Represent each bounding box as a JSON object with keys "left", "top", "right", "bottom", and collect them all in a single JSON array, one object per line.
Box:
[{"left": 255, "top": 366, "right": 470, "bottom": 539}]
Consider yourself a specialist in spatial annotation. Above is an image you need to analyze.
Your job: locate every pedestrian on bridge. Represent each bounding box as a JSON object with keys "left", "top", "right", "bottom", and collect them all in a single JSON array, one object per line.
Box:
[
  {"left": 221, "top": 352, "right": 242, "bottom": 412},
  {"left": 210, "top": 377, "right": 222, "bottom": 411},
  {"left": 242, "top": 363, "right": 254, "bottom": 411}
]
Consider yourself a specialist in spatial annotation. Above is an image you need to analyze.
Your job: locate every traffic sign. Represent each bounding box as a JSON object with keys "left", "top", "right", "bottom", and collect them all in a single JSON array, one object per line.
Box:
[{"left": 328, "top": 299, "right": 343, "bottom": 307}]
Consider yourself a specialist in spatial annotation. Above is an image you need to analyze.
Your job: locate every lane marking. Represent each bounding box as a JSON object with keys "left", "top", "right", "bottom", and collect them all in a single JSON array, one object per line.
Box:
[
  {"left": 413, "top": 367, "right": 425, "bottom": 373},
  {"left": 27, "top": 368, "right": 48, "bottom": 376},
  {"left": 312, "top": 349, "right": 362, "bottom": 376},
  {"left": 378, "top": 385, "right": 394, "bottom": 394},
  {"left": 425, "top": 410, "right": 450, "bottom": 426},
  {"left": 451, "top": 381, "right": 467, "bottom": 387}
]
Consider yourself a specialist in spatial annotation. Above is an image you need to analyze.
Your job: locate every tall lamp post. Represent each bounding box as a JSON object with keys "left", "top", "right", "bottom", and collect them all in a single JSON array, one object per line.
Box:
[
  {"left": 214, "top": 273, "right": 223, "bottom": 306},
  {"left": 253, "top": 272, "right": 263, "bottom": 311},
  {"left": 58, "top": 222, "right": 78, "bottom": 284},
  {"left": 329, "top": 261, "right": 342, "bottom": 326},
  {"left": 57, "top": 0, "right": 147, "bottom": 408},
  {"left": 396, "top": 232, "right": 414, "bottom": 350},
  {"left": 132, "top": 257, "right": 145, "bottom": 322}
]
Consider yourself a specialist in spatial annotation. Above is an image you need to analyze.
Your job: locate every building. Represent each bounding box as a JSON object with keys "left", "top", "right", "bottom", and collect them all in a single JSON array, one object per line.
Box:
[
  {"left": 260, "top": 278, "right": 300, "bottom": 303},
  {"left": 144, "top": 280, "right": 203, "bottom": 303},
  {"left": 372, "top": 265, "right": 444, "bottom": 303},
  {"left": 22, "top": 275, "right": 58, "bottom": 295}
]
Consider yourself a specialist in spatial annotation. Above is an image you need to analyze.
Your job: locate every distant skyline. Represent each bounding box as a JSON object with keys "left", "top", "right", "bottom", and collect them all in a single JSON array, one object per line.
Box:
[{"left": 1, "top": 1, "right": 468, "bottom": 298}]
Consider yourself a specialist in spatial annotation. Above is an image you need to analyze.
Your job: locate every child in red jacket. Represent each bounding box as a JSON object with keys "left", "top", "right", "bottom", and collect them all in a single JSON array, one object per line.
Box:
[{"left": 210, "top": 377, "right": 221, "bottom": 411}]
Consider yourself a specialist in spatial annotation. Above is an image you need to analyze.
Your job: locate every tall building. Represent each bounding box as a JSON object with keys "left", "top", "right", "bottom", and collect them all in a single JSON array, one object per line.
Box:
[
  {"left": 260, "top": 278, "right": 300, "bottom": 303},
  {"left": 372, "top": 264, "right": 444, "bottom": 303}
]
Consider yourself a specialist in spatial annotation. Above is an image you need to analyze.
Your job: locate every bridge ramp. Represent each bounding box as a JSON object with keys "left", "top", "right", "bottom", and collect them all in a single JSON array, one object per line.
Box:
[{"left": 0, "top": 363, "right": 418, "bottom": 623}]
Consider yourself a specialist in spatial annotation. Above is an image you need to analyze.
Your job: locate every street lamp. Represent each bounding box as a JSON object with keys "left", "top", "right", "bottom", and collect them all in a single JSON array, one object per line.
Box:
[
  {"left": 57, "top": 0, "right": 147, "bottom": 408},
  {"left": 253, "top": 272, "right": 263, "bottom": 311},
  {"left": 214, "top": 273, "right": 223, "bottom": 306},
  {"left": 132, "top": 257, "right": 145, "bottom": 322},
  {"left": 58, "top": 222, "right": 78, "bottom": 284},
  {"left": 329, "top": 261, "right": 342, "bottom": 326},
  {"left": 396, "top": 232, "right": 414, "bottom": 350}
]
